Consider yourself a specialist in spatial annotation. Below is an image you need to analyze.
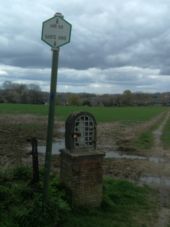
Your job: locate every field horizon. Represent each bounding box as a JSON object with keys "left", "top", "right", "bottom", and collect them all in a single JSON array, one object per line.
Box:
[{"left": 0, "top": 103, "right": 168, "bottom": 123}]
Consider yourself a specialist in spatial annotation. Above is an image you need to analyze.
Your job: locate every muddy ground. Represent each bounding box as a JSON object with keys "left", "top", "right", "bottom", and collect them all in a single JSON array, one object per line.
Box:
[{"left": 0, "top": 113, "right": 170, "bottom": 226}]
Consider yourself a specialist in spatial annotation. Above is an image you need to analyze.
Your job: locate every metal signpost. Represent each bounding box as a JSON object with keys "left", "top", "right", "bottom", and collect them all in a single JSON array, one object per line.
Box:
[{"left": 41, "top": 12, "right": 72, "bottom": 203}]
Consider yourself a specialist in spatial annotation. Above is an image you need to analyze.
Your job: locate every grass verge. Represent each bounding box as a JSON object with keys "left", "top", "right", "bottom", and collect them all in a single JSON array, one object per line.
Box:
[
  {"left": 161, "top": 115, "right": 170, "bottom": 149},
  {"left": 131, "top": 112, "right": 167, "bottom": 152},
  {"left": 133, "top": 131, "right": 154, "bottom": 150},
  {"left": 0, "top": 166, "right": 159, "bottom": 227}
]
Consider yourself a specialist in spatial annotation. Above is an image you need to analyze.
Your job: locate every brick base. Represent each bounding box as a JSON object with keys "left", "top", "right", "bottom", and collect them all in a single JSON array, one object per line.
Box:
[{"left": 60, "top": 150, "right": 105, "bottom": 207}]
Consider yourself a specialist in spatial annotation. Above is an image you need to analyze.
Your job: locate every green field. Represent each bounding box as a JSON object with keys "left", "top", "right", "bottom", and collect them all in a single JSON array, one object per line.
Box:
[{"left": 0, "top": 104, "right": 168, "bottom": 123}]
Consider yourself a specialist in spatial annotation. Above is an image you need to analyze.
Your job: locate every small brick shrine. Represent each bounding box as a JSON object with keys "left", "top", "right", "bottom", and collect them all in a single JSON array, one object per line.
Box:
[{"left": 60, "top": 112, "right": 105, "bottom": 207}]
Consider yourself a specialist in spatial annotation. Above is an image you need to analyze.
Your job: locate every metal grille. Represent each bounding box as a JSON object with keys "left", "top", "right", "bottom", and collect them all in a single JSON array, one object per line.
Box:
[
  {"left": 65, "top": 112, "right": 96, "bottom": 151},
  {"left": 74, "top": 114, "right": 95, "bottom": 149}
]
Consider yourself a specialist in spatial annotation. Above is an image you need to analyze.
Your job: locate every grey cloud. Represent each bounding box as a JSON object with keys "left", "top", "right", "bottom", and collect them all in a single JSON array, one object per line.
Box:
[
  {"left": 0, "top": 64, "right": 170, "bottom": 94},
  {"left": 1, "top": 0, "right": 170, "bottom": 71},
  {"left": 0, "top": 0, "right": 170, "bottom": 94}
]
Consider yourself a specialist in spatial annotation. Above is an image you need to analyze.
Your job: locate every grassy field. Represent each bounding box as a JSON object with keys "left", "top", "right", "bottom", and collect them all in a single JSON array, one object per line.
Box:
[{"left": 0, "top": 103, "right": 168, "bottom": 123}]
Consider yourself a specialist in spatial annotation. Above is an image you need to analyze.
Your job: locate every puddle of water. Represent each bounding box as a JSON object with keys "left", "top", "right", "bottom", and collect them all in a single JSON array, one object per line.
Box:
[
  {"left": 37, "top": 139, "right": 65, "bottom": 155},
  {"left": 58, "top": 127, "right": 65, "bottom": 133},
  {"left": 105, "top": 151, "right": 166, "bottom": 163},
  {"left": 148, "top": 156, "right": 165, "bottom": 164},
  {"left": 139, "top": 176, "right": 170, "bottom": 187},
  {"left": 27, "top": 140, "right": 166, "bottom": 164},
  {"left": 105, "top": 151, "right": 146, "bottom": 160}
]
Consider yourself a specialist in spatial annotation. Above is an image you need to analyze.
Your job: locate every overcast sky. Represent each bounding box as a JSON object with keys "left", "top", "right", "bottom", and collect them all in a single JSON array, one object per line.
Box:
[{"left": 0, "top": 0, "right": 170, "bottom": 94}]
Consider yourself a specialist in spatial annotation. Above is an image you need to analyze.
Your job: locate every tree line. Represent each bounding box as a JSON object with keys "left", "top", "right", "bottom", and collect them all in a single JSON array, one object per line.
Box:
[
  {"left": 0, "top": 81, "right": 47, "bottom": 104},
  {"left": 57, "top": 90, "right": 170, "bottom": 106},
  {"left": 0, "top": 81, "right": 170, "bottom": 106}
]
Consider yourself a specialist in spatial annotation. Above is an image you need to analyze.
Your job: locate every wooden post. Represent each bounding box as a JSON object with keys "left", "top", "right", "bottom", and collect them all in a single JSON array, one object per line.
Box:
[{"left": 28, "top": 137, "right": 39, "bottom": 184}]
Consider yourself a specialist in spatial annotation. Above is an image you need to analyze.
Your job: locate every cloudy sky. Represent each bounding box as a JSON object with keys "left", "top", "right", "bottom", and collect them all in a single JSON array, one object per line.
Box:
[{"left": 0, "top": 0, "right": 170, "bottom": 94}]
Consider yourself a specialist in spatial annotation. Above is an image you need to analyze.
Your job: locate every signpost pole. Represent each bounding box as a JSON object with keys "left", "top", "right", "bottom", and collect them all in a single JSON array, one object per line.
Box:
[
  {"left": 41, "top": 12, "right": 71, "bottom": 207},
  {"left": 43, "top": 47, "right": 59, "bottom": 204}
]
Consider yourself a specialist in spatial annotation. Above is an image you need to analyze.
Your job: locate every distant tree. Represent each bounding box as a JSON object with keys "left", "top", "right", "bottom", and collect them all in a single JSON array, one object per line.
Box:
[
  {"left": 2, "top": 81, "right": 14, "bottom": 90},
  {"left": 114, "top": 95, "right": 123, "bottom": 106},
  {"left": 2, "top": 81, "right": 21, "bottom": 103},
  {"left": 68, "top": 94, "right": 80, "bottom": 106},
  {"left": 160, "top": 93, "right": 170, "bottom": 106},
  {"left": 121, "top": 90, "right": 133, "bottom": 106},
  {"left": 133, "top": 92, "right": 151, "bottom": 106},
  {"left": 82, "top": 100, "right": 91, "bottom": 106},
  {"left": 27, "top": 84, "right": 44, "bottom": 104},
  {"left": 55, "top": 94, "right": 67, "bottom": 105},
  {"left": 1, "top": 81, "right": 44, "bottom": 104},
  {"left": 100, "top": 94, "right": 113, "bottom": 106}
]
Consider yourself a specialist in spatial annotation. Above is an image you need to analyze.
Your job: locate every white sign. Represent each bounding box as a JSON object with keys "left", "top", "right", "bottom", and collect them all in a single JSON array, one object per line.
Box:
[{"left": 42, "top": 16, "right": 72, "bottom": 48}]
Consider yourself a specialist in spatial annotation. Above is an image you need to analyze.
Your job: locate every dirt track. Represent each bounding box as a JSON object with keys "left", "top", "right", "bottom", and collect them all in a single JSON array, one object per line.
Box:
[
  {"left": 101, "top": 112, "right": 170, "bottom": 226},
  {"left": 151, "top": 113, "right": 170, "bottom": 226}
]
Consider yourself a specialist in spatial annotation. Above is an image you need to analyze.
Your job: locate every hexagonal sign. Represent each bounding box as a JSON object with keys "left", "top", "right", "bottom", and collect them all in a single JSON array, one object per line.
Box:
[{"left": 42, "top": 16, "right": 72, "bottom": 48}]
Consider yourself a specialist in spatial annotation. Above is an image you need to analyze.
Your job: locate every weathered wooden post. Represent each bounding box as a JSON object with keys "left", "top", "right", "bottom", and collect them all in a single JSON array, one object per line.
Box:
[{"left": 27, "top": 137, "right": 39, "bottom": 184}]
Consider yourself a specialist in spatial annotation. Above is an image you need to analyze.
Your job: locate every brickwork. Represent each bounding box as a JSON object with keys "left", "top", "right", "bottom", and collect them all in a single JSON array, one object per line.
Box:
[{"left": 60, "top": 150, "right": 105, "bottom": 207}]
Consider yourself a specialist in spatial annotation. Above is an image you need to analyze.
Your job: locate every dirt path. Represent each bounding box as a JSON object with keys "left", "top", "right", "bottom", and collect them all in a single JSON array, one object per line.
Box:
[
  {"left": 152, "top": 112, "right": 170, "bottom": 227},
  {"left": 102, "top": 112, "right": 170, "bottom": 226},
  {"left": 152, "top": 112, "right": 170, "bottom": 154}
]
